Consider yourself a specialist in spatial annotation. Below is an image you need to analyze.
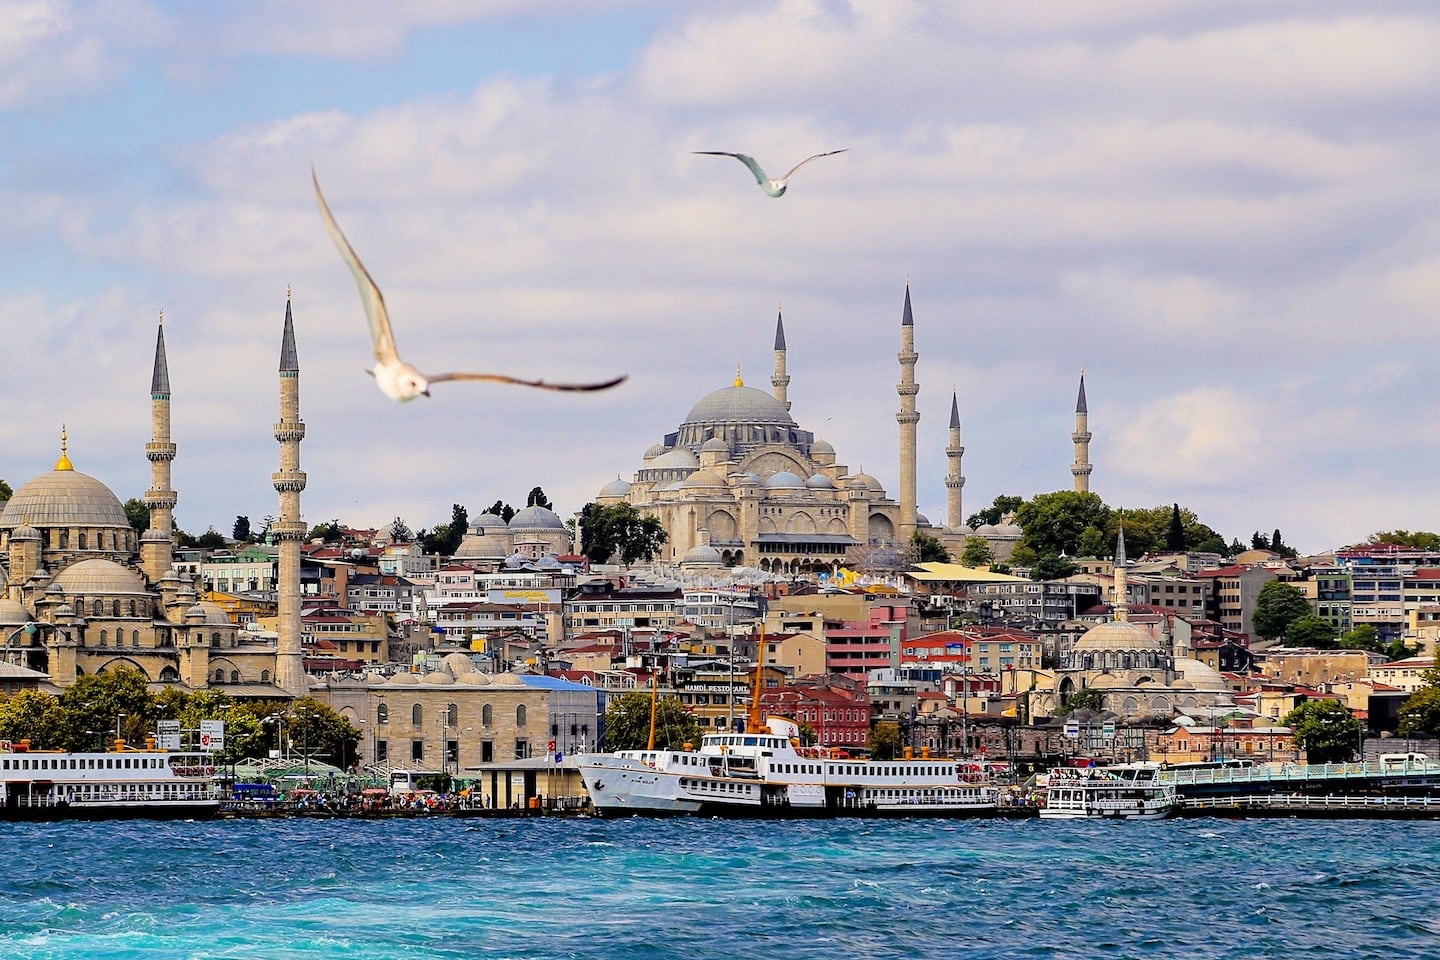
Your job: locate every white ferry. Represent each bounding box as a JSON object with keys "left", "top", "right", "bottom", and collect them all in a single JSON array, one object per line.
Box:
[
  {"left": 576, "top": 717, "right": 999, "bottom": 818},
  {"left": 1039, "top": 763, "right": 1178, "bottom": 820},
  {"left": 0, "top": 739, "right": 221, "bottom": 820}
]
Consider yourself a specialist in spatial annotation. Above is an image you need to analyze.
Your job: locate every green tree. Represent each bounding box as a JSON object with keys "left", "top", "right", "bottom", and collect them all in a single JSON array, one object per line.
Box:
[
  {"left": 232, "top": 516, "right": 251, "bottom": 542},
  {"left": 240, "top": 697, "right": 359, "bottom": 769},
  {"left": 796, "top": 719, "right": 818, "bottom": 747},
  {"left": 1271, "top": 528, "right": 1298, "bottom": 560},
  {"left": 1166, "top": 504, "right": 1186, "bottom": 551},
  {"left": 869, "top": 721, "right": 902, "bottom": 759},
  {"left": 1283, "top": 699, "right": 1363, "bottom": 764},
  {"left": 1385, "top": 638, "right": 1420, "bottom": 662},
  {"left": 308, "top": 520, "right": 343, "bottom": 543},
  {"left": 1057, "top": 687, "right": 1104, "bottom": 716},
  {"left": 486, "top": 500, "right": 517, "bottom": 523},
  {"left": 1031, "top": 554, "right": 1078, "bottom": 581},
  {"left": 0, "top": 478, "right": 11, "bottom": 501},
  {"left": 0, "top": 690, "right": 65, "bottom": 748},
  {"left": 255, "top": 515, "right": 275, "bottom": 543},
  {"left": 1251, "top": 531, "right": 1270, "bottom": 550},
  {"left": 580, "top": 503, "right": 668, "bottom": 564},
  {"left": 388, "top": 516, "right": 413, "bottom": 542},
  {"left": 960, "top": 536, "right": 994, "bottom": 568},
  {"left": 907, "top": 530, "right": 950, "bottom": 565},
  {"left": 196, "top": 528, "right": 227, "bottom": 550},
  {"left": 1366, "top": 530, "right": 1440, "bottom": 551},
  {"left": 1077, "top": 525, "right": 1108, "bottom": 559},
  {"left": 602, "top": 691, "right": 700, "bottom": 750},
  {"left": 58, "top": 668, "right": 156, "bottom": 750},
  {"left": 526, "top": 487, "right": 552, "bottom": 509},
  {"left": 1337, "top": 624, "right": 1382, "bottom": 653},
  {"left": 1008, "top": 543, "right": 1039, "bottom": 568},
  {"left": 1014, "top": 491, "right": 1110, "bottom": 558},
  {"left": 1251, "top": 581, "right": 1312, "bottom": 640},
  {"left": 124, "top": 498, "right": 149, "bottom": 534},
  {"left": 966, "top": 494, "right": 1024, "bottom": 530},
  {"left": 1399, "top": 686, "right": 1440, "bottom": 738},
  {"left": 1284, "top": 614, "right": 1336, "bottom": 648}
]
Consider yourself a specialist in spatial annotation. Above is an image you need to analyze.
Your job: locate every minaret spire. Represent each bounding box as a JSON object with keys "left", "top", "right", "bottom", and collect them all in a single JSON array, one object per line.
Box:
[
  {"left": 141, "top": 314, "right": 177, "bottom": 583},
  {"left": 1071, "top": 369, "right": 1092, "bottom": 493},
  {"left": 273, "top": 295, "right": 308, "bottom": 697},
  {"left": 1113, "top": 525, "right": 1129, "bottom": 622},
  {"left": 771, "top": 305, "right": 790, "bottom": 411},
  {"left": 896, "top": 281, "right": 920, "bottom": 543},
  {"left": 945, "top": 391, "right": 965, "bottom": 532}
]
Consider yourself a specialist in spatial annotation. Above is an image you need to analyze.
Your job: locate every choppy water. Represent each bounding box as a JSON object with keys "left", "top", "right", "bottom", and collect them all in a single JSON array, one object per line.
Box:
[{"left": 0, "top": 816, "right": 1434, "bottom": 959}]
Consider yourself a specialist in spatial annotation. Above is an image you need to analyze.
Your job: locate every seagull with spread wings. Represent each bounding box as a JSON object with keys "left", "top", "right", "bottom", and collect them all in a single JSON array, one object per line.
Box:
[
  {"left": 312, "top": 168, "right": 627, "bottom": 402},
  {"left": 692, "top": 149, "right": 847, "bottom": 197}
]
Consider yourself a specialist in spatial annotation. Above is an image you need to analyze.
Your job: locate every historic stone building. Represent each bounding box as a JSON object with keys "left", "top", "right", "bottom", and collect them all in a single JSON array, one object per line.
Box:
[{"left": 0, "top": 301, "right": 307, "bottom": 696}]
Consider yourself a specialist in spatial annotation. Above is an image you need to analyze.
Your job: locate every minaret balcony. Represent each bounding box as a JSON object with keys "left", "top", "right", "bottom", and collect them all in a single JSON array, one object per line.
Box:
[
  {"left": 945, "top": 477, "right": 965, "bottom": 489},
  {"left": 896, "top": 412, "right": 920, "bottom": 425},
  {"left": 144, "top": 490, "right": 178, "bottom": 510},
  {"left": 145, "top": 441, "right": 177, "bottom": 461},
  {"left": 946, "top": 443, "right": 965, "bottom": 457},
  {"left": 272, "top": 470, "right": 308, "bottom": 492},
  {"left": 1072, "top": 431, "right": 1092, "bottom": 443},
  {"left": 1072, "top": 464, "right": 1094, "bottom": 476},
  {"left": 896, "top": 383, "right": 919, "bottom": 397},
  {"left": 274, "top": 422, "right": 307, "bottom": 442},
  {"left": 269, "top": 520, "right": 309, "bottom": 542}
]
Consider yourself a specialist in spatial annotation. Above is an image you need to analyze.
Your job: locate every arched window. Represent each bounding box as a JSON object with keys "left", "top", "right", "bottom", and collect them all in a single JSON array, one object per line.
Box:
[
  {"left": 159, "top": 666, "right": 179, "bottom": 682},
  {"left": 99, "top": 629, "right": 108, "bottom": 645},
  {"left": 214, "top": 668, "right": 224, "bottom": 682},
  {"left": 129, "top": 600, "right": 137, "bottom": 617},
  {"left": 377, "top": 703, "right": 389, "bottom": 724},
  {"left": 230, "top": 670, "right": 239, "bottom": 683},
  {"left": 211, "top": 632, "right": 220, "bottom": 648},
  {"left": 260, "top": 670, "right": 269, "bottom": 683},
  {"left": 447, "top": 703, "right": 458, "bottom": 727},
  {"left": 92, "top": 600, "right": 103, "bottom": 617},
  {"left": 78, "top": 533, "right": 86, "bottom": 550},
  {"left": 516, "top": 705, "right": 527, "bottom": 727},
  {"left": 412, "top": 704, "right": 423, "bottom": 727},
  {"left": 111, "top": 600, "right": 120, "bottom": 617},
  {"left": 59, "top": 530, "right": 69, "bottom": 549},
  {"left": 482, "top": 704, "right": 492, "bottom": 727},
  {"left": 132, "top": 630, "right": 139, "bottom": 644}
]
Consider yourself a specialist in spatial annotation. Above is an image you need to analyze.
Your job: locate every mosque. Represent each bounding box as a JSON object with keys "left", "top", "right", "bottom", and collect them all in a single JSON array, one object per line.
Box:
[
  {"left": 0, "top": 302, "right": 308, "bottom": 696},
  {"left": 592, "top": 285, "right": 1095, "bottom": 573}
]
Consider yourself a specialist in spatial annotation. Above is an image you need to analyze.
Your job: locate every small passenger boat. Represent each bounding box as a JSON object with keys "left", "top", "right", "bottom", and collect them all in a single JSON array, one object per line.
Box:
[
  {"left": 0, "top": 739, "right": 221, "bottom": 821},
  {"left": 1038, "top": 763, "right": 1178, "bottom": 820}
]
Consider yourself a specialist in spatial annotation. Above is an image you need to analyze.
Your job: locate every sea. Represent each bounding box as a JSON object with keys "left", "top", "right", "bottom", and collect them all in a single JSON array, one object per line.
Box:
[{"left": 0, "top": 816, "right": 1433, "bottom": 959}]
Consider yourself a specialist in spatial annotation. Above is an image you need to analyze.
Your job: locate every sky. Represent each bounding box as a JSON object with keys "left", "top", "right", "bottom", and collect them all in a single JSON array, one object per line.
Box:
[{"left": 3, "top": 0, "right": 1440, "bottom": 555}]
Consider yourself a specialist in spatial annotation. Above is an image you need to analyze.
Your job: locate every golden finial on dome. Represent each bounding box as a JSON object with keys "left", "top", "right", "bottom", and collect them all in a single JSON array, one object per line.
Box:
[
  {"left": 734, "top": 364, "right": 744, "bottom": 388},
  {"left": 158, "top": 309, "right": 164, "bottom": 326},
  {"left": 55, "top": 424, "right": 74, "bottom": 472},
  {"left": 287, "top": 282, "right": 292, "bottom": 302}
]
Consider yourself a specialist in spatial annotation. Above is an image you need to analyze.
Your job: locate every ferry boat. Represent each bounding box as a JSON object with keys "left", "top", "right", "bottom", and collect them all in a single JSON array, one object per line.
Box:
[
  {"left": 0, "top": 739, "right": 222, "bottom": 820},
  {"left": 1038, "top": 763, "right": 1178, "bottom": 820},
  {"left": 576, "top": 716, "right": 999, "bottom": 818}
]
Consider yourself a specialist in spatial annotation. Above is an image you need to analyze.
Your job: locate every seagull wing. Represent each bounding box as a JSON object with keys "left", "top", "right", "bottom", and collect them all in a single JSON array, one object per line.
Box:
[
  {"left": 779, "top": 149, "right": 848, "bottom": 183},
  {"left": 693, "top": 151, "right": 769, "bottom": 187},
  {"left": 312, "top": 167, "right": 401, "bottom": 366},
  {"left": 426, "top": 371, "right": 629, "bottom": 392}
]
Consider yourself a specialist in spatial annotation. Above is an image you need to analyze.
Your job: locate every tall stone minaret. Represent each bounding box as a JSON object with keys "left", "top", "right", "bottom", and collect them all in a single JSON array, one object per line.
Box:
[
  {"left": 896, "top": 283, "right": 920, "bottom": 543},
  {"left": 944, "top": 391, "right": 965, "bottom": 532},
  {"left": 1113, "top": 525, "right": 1129, "bottom": 622},
  {"left": 771, "top": 306, "right": 790, "bottom": 412},
  {"left": 141, "top": 314, "right": 177, "bottom": 584},
  {"left": 1071, "top": 370, "right": 1092, "bottom": 493},
  {"left": 272, "top": 294, "right": 308, "bottom": 697}
]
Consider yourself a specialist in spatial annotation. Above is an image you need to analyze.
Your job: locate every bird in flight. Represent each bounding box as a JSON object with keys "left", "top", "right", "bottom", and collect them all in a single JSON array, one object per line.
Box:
[
  {"left": 692, "top": 149, "right": 847, "bottom": 197},
  {"left": 312, "top": 168, "right": 627, "bottom": 402}
]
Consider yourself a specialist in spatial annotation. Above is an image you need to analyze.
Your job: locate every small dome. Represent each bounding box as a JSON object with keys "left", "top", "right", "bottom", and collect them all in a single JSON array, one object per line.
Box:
[
  {"left": 848, "top": 472, "right": 881, "bottom": 491},
  {"left": 650, "top": 448, "right": 699, "bottom": 471},
  {"left": 702, "top": 437, "right": 729, "bottom": 453},
  {"left": 421, "top": 671, "right": 453, "bottom": 685},
  {"left": 805, "top": 474, "right": 836, "bottom": 489},
  {"left": 681, "top": 544, "right": 724, "bottom": 567},
  {"left": 643, "top": 442, "right": 669, "bottom": 460},
  {"left": 916, "top": 513, "right": 931, "bottom": 526},
  {"left": 680, "top": 469, "right": 727, "bottom": 489},
  {"left": 385, "top": 673, "right": 418, "bottom": 686},
  {"left": 0, "top": 598, "right": 32, "bottom": 626},
  {"left": 9, "top": 523, "right": 40, "bottom": 541},
  {"left": 458, "top": 672, "right": 492, "bottom": 686},
  {"left": 973, "top": 524, "right": 998, "bottom": 536},
  {"left": 537, "top": 555, "right": 562, "bottom": 571},
  {"left": 470, "top": 512, "right": 509, "bottom": 531},
  {"left": 1175, "top": 657, "right": 1231, "bottom": 693},
  {"left": 440, "top": 652, "right": 480, "bottom": 677},
  {"left": 1073, "top": 619, "right": 1163, "bottom": 653},
  {"left": 811, "top": 438, "right": 835, "bottom": 457},
  {"left": 52, "top": 558, "right": 147, "bottom": 595},
  {"left": 508, "top": 505, "right": 566, "bottom": 531},
  {"left": 598, "top": 477, "right": 632, "bottom": 498},
  {"left": 766, "top": 471, "right": 806, "bottom": 489},
  {"left": 993, "top": 522, "right": 1022, "bottom": 537},
  {"left": 193, "top": 600, "right": 229, "bottom": 625}
]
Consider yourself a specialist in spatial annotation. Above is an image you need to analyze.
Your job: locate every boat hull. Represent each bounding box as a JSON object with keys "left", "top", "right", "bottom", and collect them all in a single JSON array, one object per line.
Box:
[{"left": 0, "top": 799, "right": 221, "bottom": 822}]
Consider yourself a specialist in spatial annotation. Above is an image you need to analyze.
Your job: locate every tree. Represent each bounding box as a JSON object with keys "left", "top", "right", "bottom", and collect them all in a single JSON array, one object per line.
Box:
[
  {"left": 283, "top": 697, "right": 361, "bottom": 769},
  {"left": 1014, "top": 491, "right": 1110, "bottom": 558},
  {"left": 1166, "top": 504, "right": 1186, "bottom": 552},
  {"left": 1251, "top": 581, "right": 1312, "bottom": 640},
  {"left": 486, "top": 500, "right": 517, "bottom": 523},
  {"left": 57, "top": 668, "right": 156, "bottom": 750},
  {"left": 1251, "top": 531, "right": 1270, "bottom": 550},
  {"left": 1270, "top": 528, "right": 1298, "bottom": 560},
  {"left": 124, "top": 498, "right": 149, "bottom": 534},
  {"left": 0, "top": 690, "right": 65, "bottom": 748},
  {"left": 960, "top": 536, "right": 994, "bottom": 568},
  {"left": 1077, "top": 526, "right": 1108, "bottom": 559},
  {"left": 966, "top": 494, "right": 1023, "bottom": 530},
  {"left": 580, "top": 503, "right": 668, "bottom": 564},
  {"left": 1337, "top": 625, "right": 1382, "bottom": 654},
  {"left": 1399, "top": 686, "right": 1440, "bottom": 738},
  {"left": 602, "top": 691, "right": 699, "bottom": 750},
  {"left": 308, "top": 520, "right": 343, "bottom": 543},
  {"left": 195, "top": 528, "right": 227, "bottom": 550},
  {"left": 869, "top": 721, "right": 902, "bottom": 759},
  {"left": 1057, "top": 687, "right": 1104, "bottom": 716},
  {"left": 0, "top": 478, "right": 11, "bottom": 501},
  {"left": 1366, "top": 530, "right": 1440, "bottom": 551},
  {"left": 1283, "top": 699, "right": 1364, "bottom": 763},
  {"left": 1284, "top": 614, "right": 1336, "bottom": 648},
  {"left": 526, "top": 487, "right": 552, "bottom": 509},
  {"left": 256, "top": 515, "right": 276, "bottom": 543},
  {"left": 907, "top": 530, "right": 950, "bottom": 565},
  {"left": 388, "top": 516, "right": 413, "bottom": 542},
  {"left": 1031, "top": 554, "right": 1078, "bottom": 581},
  {"left": 232, "top": 516, "right": 251, "bottom": 542}
]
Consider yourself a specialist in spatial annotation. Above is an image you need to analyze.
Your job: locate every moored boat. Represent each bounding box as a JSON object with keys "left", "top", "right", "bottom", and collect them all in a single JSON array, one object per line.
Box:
[
  {"left": 0, "top": 739, "right": 221, "bottom": 821},
  {"left": 576, "top": 717, "right": 1000, "bottom": 818},
  {"left": 1038, "top": 763, "right": 1178, "bottom": 820}
]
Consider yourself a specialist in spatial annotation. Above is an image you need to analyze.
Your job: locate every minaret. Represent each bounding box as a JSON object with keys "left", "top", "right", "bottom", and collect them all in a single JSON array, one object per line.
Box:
[
  {"left": 141, "top": 315, "right": 178, "bottom": 583},
  {"left": 1113, "top": 526, "right": 1129, "bottom": 622},
  {"left": 1071, "top": 370, "right": 1092, "bottom": 493},
  {"left": 771, "top": 306, "right": 790, "bottom": 412},
  {"left": 944, "top": 391, "right": 965, "bottom": 532},
  {"left": 896, "top": 282, "right": 920, "bottom": 542},
  {"left": 272, "top": 293, "right": 308, "bottom": 697}
]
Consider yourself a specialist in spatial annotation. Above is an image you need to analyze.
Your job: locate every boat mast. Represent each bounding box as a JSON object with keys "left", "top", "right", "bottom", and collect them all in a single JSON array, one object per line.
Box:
[
  {"left": 646, "top": 666, "right": 659, "bottom": 750},
  {"left": 746, "top": 623, "right": 765, "bottom": 734}
]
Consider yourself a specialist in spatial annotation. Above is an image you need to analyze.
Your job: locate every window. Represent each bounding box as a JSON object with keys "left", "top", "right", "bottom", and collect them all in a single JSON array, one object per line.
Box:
[
  {"left": 412, "top": 740, "right": 424, "bottom": 761},
  {"left": 260, "top": 670, "right": 269, "bottom": 683},
  {"left": 447, "top": 703, "right": 458, "bottom": 727},
  {"left": 377, "top": 703, "right": 389, "bottom": 724},
  {"left": 412, "top": 704, "right": 423, "bottom": 727},
  {"left": 112, "top": 600, "right": 121, "bottom": 617},
  {"left": 515, "top": 739, "right": 529, "bottom": 759},
  {"left": 516, "top": 705, "right": 527, "bottom": 726},
  {"left": 230, "top": 670, "right": 239, "bottom": 683},
  {"left": 132, "top": 630, "right": 139, "bottom": 645},
  {"left": 481, "top": 740, "right": 494, "bottom": 763},
  {"left": 376, "top": 741, "right": 388, "bottom": 762},
  {"left": 214, "top": 668, "right": 224, "bottom": 682},
  {"left": 99, "top": 629, "right": 108, "bottom": 645}
]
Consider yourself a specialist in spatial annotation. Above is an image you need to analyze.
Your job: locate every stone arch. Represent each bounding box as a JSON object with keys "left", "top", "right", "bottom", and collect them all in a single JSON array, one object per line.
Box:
[
  {"left": 707, "top": 510, "right": 738, "bottom": 542},
  {"left": 377, "top": 702, "right": 389, "bottom": 724},
  {"left": 758, "top": 516, "right": 778, "bottom": 534},
  {"left": 98, "top": 657, "right": 149, "bottom": 678},
  {"left": 867, "top": 514, "right": 894, "bottom": 543},
  {"left": 1122, "top": 696, "right": 1139, "bottom": 714},
  {"left": 1151, "top": 696, "right": 1171, "bottom": 715},
  {"left": 159, "top": 665, "right": 179, "bottom": 682},
  {"left": 785, "top": 512, "right": 817, "bottom": 535},
  {"left": 825, "top": 517, "right": 848, "bottom": 535}
]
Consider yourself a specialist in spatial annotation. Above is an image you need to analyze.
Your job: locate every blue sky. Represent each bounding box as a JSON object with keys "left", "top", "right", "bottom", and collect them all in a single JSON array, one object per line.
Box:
[{"left": 4, "top": 1, "right": 1440, "bottom": 554}]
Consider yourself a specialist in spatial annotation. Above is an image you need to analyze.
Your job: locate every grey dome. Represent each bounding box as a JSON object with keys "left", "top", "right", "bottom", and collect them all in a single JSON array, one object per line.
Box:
[
  {"left": 470, "top": 512, "right": 509, "bottom": 531},
  {"left": 805, "top": 474, "right": 836, "bottom": 489},
  {"left": 680, "top": 469, "right": 726, "bottom": 489},
  {"left": 598, "top": 477, "right": 632, "bottom": 498},
  {"left": 681, "top": 544, "right": 724, "bottom": 567},
  {"left": 650, "top": 448, "right": 699, "bottom": 470},
  {"left": 701, "top": 437, "right": 730, "bottom": 454},
  {"left": 767, "top": 471, "right": 806, "bottom": 489},
  {"left": 682, "top": 385, "right": 795, "bottom": 428},
  {"left": 508, "top": 505, "right": 565, "bottom": 531},
  {"left": 643, "top": 442, "right": 669, "bottom": 460},
  {"left": 848, "top": 472, "right": 882, "bottom": 491},
  {"left": 51, "top": 558, "right": 147, "bottom": 595},
  {"left": 811, "top": 438, "right": 835, "bottom": 457},
  {"left": 1, "top": 468, "right": 129, "bottom": 529}
]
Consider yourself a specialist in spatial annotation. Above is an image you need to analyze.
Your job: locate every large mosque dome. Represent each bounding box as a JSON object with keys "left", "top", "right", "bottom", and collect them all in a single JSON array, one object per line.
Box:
[
  {"left": 0, "top": 466, "right": 129, "bottom": 530},
  {"left": 1072, "top": 619, "right": 1163, "bottom": 653},
  {"left": 682, "top": 385, "right": 795, "bottom": 429}
]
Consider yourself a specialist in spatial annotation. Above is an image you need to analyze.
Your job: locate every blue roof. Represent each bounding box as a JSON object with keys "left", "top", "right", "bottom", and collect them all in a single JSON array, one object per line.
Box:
[{"left": 520, "top": 674, "right": 600, "bottom": 693}]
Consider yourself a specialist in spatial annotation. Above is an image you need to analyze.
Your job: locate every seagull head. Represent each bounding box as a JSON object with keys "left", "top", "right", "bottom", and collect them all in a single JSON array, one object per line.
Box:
[{"left": 396, "top": 369, "right": 432, "bottom": 402}]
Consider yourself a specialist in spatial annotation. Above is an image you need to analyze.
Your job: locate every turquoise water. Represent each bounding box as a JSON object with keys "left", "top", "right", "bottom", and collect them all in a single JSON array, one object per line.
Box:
[{"left": 0, "top": 816, "right": 1435, "bottom": 958}]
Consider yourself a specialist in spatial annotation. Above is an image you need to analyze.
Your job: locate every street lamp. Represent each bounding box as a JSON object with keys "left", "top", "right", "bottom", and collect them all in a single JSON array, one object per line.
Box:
[
  {"left": 3, "top": 622, "right": 39, "bottom": 666},
  {"left": 115, "top": 713, "right": 127, "bottom": 745}
]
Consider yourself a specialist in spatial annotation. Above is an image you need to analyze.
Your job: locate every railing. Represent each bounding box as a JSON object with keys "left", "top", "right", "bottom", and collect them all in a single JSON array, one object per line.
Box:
[
  {"left": 1159, "top": 760, "right": 1440, "bottom": 788},
  {"left": 1184, "top": 793, "right": 1440, "bottom": 811}
]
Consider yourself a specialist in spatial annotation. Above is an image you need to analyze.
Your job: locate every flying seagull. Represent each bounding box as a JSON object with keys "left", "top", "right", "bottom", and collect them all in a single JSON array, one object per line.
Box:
[
  {"left": 692, "top": 149, "right": 847, "bottom": 197},
  {"left": 312, "top": 168, "right": 627, "bottom": 403}
]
